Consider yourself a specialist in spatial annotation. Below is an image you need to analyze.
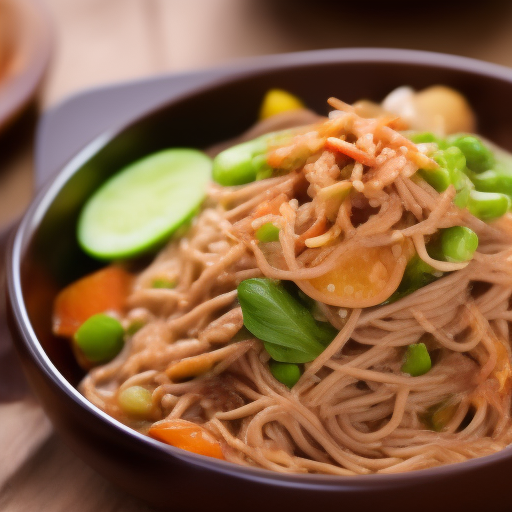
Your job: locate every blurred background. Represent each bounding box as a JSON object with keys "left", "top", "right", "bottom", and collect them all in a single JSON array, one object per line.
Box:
[
  {"left": 3, "top": 0, "right": 512, "bottom": 230},
  {"left": 2, "top": 0, "right": 512, "bottom": 509}
]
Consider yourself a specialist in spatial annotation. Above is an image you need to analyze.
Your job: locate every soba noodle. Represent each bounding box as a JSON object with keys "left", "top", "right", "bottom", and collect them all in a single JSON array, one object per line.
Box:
[{"left": 78, "top": 93, "right": 512, "bottom": 475}]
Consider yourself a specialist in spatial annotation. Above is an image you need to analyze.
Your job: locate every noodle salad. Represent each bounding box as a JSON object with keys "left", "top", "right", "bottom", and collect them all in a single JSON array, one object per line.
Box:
[{"left": 52, "top": 86, "right": 512, "bottom": 475}]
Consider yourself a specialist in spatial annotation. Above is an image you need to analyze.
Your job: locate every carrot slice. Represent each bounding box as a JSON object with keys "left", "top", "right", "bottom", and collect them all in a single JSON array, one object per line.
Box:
[
  {"left": 149, "top": 419, "right": 224, "bottom": 460},
  {"left": 52, "top": 266, "right": 133, "bottom": 337},
  {"left": 304, "top": 243, "right": 409, "bottom": 308}
]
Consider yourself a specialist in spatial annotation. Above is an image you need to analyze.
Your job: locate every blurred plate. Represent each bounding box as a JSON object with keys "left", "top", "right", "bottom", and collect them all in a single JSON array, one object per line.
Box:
[{"left": 0, "top": 0, "right": 52, "bottom": 132}]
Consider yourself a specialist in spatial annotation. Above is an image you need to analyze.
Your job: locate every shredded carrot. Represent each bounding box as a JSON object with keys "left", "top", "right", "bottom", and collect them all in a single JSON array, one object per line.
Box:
[
  {"left": 327, "top": 97, "right": 356, "bottom": 113},
  {"left": 325, "top": 137, "right": 377, "bottom": 167}
]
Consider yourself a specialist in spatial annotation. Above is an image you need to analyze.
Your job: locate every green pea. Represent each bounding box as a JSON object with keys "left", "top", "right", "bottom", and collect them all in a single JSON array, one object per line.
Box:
[
  {"left": 450, "top": 135, "right": 495, "bottom": 173},
  {"left": 118, "top": 386, "right": 153, "bottom": 417},
  {"left": 269, "top": 360, "right": 302, "bottom": 388},
  {"left": 419, "top": 147, "right": 472, "bottom": 199},
  {"left": 255, "top": 222, "right": 280, "bottom": 242},
  {"left": 468, "top": 190, "right": 511, "bottom": 221},
  {"left": 435, "top": 147, "right": 467, "bottom": 188},
  {"left": 453, "top": 180, "right": 473, "bottom": 209},
  {"left": 440, "top": 226, "right": 478, "bottom": 263},
  {"left": 151, "top": 278, "right": 176, "bottom": 289},
  {"left": 401, "top": 343, "right": 431, "bottom": 377},
  {"left": 408, "top": 132, "right": 444, "bottom": 146},
  {"left": 468, "top": 169, "right": 512, "bottom": 197},
  {"left": 419, "top": 166, "right": 451, "bottom": 192},
  {"left": 75, "top": 313, "right": 124, "bottom": 363}
]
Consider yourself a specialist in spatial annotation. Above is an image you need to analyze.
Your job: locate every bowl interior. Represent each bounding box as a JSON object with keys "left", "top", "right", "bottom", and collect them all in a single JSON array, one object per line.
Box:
[{"left": 18, "top": 52, "right": 512, "bottom": 386}]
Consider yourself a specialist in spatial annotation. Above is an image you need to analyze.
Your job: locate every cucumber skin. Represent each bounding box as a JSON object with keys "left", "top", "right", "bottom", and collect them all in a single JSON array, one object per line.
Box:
[{"left": 78, "top": 149, "right": 212, "bottom": 260}]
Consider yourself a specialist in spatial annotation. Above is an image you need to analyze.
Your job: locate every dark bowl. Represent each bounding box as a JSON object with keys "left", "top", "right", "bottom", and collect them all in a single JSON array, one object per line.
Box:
[{"left": 6, "top": 49, "right": 512, "bottom": 511}]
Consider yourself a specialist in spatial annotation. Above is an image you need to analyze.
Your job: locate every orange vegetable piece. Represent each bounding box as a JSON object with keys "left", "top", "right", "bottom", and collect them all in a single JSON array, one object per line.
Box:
[
  {"left": 149, "top": 419, "right": 224, "bottom": 460},
  {"left": 303, "top": 243, "right": 409, "bottom": 309},
  {"left": 493, "top": 340, "right": 512, "bottom": 394},
  {"left": 52, "top": 266, "right": 133, "bottom": 338}
]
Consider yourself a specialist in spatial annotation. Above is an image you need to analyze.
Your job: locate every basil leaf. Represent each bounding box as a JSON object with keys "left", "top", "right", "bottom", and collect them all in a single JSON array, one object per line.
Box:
[{"left": 237, "top": 278, "right": 337, "bottom": 363}]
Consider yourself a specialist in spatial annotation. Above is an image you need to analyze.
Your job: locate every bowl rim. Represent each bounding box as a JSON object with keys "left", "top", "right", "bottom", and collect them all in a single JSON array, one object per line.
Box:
[{"left": 8, "top": 47, "right": 512, "bottom": 489}]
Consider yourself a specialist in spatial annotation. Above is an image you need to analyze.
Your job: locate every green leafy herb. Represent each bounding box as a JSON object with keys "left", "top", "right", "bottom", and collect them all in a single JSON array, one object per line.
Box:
[{"left": 237, "top": 278, "right": 337, "bottom": 363}]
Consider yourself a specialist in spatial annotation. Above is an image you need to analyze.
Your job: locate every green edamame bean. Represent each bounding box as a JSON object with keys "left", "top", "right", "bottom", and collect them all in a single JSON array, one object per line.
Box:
[
  {"left": 440, "top": 226, "right": 478, "bottom": 262},
  {"left": 468, "top": 190, "right": 511, "bottom": 221},
  {"left": 74, "top": 313, "right": 124, "bottom": 363},
  {"left": 255, "top": 222, "right": 280, "bottom": 242},
  {"left": 269, "top": 360, "right": 302, "bottom": 388},
  {"left": 420, "top": 148, "right": 473, "bottom": 203},
  {"left": 408, "top": 132, "right": 445, "bottom": 146},
  {"left": 212, "top": 137, "right": 270, "bottom": 186},
  {"left": 451, "top": 135, "right": 495, "bottom": 173},
  {"left": 118, "top": 386, "right": 153, "bottom": 417},
  {"left": 401, "top": 343, "right": 431, "bottom": 377},
  {"left": 468, "top": 169, "right": 512, "bottom": 197},
  {"left": 419, "top": 166, "right": 451, "bottom": 192}
]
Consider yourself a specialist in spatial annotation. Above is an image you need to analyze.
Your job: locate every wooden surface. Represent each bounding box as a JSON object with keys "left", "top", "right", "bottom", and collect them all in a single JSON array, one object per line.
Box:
[{"left": 3, "top": 0, "right": 512, "bottom": 509}]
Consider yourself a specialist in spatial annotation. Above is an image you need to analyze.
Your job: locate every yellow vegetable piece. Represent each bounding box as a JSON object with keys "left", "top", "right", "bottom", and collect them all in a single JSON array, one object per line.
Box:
[
  {"left": 304, "top": 243, "right": 409, "bottom": 308},
  {"left": 259, "top": 88, "right": 304, "bottom": 120}
]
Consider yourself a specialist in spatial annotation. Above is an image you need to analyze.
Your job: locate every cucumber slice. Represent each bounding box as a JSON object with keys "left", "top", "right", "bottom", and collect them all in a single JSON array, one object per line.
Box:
[{"left": 78, "top": 149, "right": 212, "bottom": 260}]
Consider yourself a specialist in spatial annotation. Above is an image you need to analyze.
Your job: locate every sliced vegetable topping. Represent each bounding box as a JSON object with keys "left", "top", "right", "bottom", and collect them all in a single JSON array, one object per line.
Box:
[
  {"left": 148, "top": 419, "right": 224, "bottom": 459},
  {"left": 118, "top": 386, "right": 153, "bottom": 418},
  {"left": 237, "top": 278, "right": 337, "bottom": 363},
  {"left": 255, "top": 222, "right": 280, "bottom": 242},
  {"left": 440, "top": 226, "right": 478, "bottom": 263},
  {"left": 53, "top": 266, "right": 133, "bottom": 337},
  {"left": 78, "top": 149, "right": 212, "bottom": 260},
  {"left": 259, "top": 88, "right": 305, "bottom": 120},
  {"left": 308, "top": 244, "right": 408, "bottom": 308},
  {"left": 269, "top": 360, "right": 302, "bottom": 388},
  {"left": 74, "top": 313, "right": 124, "bottom": 363},
  {"left": 401, "top": 343, "right": 432, "bottom": 377}
]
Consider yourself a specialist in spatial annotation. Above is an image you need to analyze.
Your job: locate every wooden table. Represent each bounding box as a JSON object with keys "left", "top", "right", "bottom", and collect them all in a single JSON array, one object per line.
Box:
[{"left": 3, "top": 0, "right": 512, "bottom": 509}]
